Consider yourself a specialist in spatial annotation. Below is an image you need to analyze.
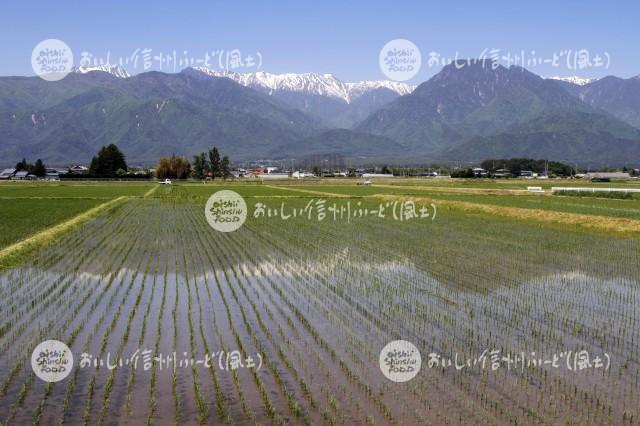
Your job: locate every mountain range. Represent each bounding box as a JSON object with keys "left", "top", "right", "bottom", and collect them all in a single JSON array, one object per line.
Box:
[
  {"left": 185, "top": 67, "right": 414, "bottom": 128},
  {"left": 0, "top": 62, "right": 639, "bottom": 166},
  {"left": 356, "top": 61, "right": 640, "bottom": 164}
]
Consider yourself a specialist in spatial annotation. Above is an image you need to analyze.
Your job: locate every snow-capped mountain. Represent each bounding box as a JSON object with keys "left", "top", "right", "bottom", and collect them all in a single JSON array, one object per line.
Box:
[
  {"left": 73, "top": 64, "right": 130, "bottom": 78},
  {"left": 547, "top": 76, "right": 597, "bottom": 86},
  {"left": 344, "top": 80, "right": 415, "bottom": 100},
  {"left": 189, "top": 67, "right": 414, "bottom": 103}
]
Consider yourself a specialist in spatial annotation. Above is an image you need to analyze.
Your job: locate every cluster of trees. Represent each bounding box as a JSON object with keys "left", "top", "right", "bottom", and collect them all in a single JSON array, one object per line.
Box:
[
  {"left": 156, "top": 155, "right": 192, "bottom": 179},
  {"left": 479, "top": 158, "right": 574, "bottom": 176},
  {"left": 450, "top": 168, "right": 476, "bottom": 178},
  {"left": 450, "top": 158, "right": 577, "bottom": 178},
  {"left": 89, "top": 144, "right": 128, "bottom": 177},
  {"left": 155, "top": 147, "right": 233, "bottom": 180},
  {"left": 15, "top": 158, "right": 47, "bottom": 177},
  {"left": 191, "top": 146, "right": 232, "bottom": 180}
]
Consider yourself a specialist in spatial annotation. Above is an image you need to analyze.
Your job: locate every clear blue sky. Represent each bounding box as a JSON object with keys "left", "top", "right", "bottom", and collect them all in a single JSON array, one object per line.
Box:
[{"left": 3, "top": 0, "right": 639, "bottom": 83}]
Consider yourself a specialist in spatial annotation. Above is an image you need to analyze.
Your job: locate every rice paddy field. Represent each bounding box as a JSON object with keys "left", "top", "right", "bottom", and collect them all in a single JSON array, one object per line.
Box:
[{"left": 0, "top": 179, "right": 639, "bottom": 425}]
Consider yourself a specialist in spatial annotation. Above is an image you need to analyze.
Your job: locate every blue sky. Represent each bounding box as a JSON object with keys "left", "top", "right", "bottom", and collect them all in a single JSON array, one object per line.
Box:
[{"left": 3, "top": 0, "right": 639, "bottom": 83}]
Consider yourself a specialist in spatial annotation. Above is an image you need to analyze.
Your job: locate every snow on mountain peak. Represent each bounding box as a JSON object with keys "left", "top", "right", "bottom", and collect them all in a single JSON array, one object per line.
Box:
[
  {"left": 345, "top": 80, "right": 415, "bottom": 98},
  {"left": 547, "top": 76, "right": 597, "bottom": 86},
  {"left": 190, "top": 67, "right": 415, "bottom": 103},
  {"left": 73, "top": 64, "right": 130, "bottom": 78}
]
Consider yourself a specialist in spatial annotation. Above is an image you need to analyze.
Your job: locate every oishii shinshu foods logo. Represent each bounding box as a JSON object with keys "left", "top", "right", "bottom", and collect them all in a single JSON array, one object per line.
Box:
[
  {"left": 379, "top": 339, "right": 422, "bottom": 382},
  {"left": 205, "top": 190, "right": 248, "bottom": 232},
  {"left": 31, "top": 340, "right": 74, "bottom": 382}
]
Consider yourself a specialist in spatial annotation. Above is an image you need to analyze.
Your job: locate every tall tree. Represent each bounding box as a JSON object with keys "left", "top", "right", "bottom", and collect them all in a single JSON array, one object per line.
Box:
[
  {"left": 15, "top": 158, "right": 28, "bottom": 171},
  {"left": 192, "top": 152, "right": 207, "bottom": 179},
  {"left": 33, "top": 159, "right": 46, "bottom": 177},
  {"left": 209, "top": 147, "right": 221, "bottom": 180},
  {"left": 221, "top": 156, "right": 231, "bottom": 180},
  {"left": 89, "top": 144, "right": 128, "bottom": 177}
]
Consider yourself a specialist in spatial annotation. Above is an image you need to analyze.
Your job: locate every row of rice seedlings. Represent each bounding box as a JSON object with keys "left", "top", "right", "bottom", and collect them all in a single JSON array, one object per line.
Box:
[
  {"left": 78, "top": 205, "right": 152, "bottom": 425},
  {"left": 26, "top": 203, "right": 146, "bottom": 425},
  {"left": 0, "top": 224, "right": 91, "bottom": 335},
  {"left": 96, "top": 230, "right": 156, "bottom": 425},
  {"left": 0, "top": 204, "right": 136, "bottom": 421},
  {"left": 184, "top": 243, "right": 230, "bottom": 423},
  {"left": 170, "top": 221, "right": 181, "bottom": 426},
  {"left": 190, "top": 207, "right": 327, "bottom": 420},
  {"left": 352, "top": 230, "right": 572, "bottom": 420},
  {"left": 55, "top": 208, "right": 150, "bottom": 425},
  {"left": 229, "top": 251, "right": 346, "bottom": 393},
  {"left": 234, "top": 258, "right": 339, "bottom": 420},
  {"left": 3, "top": 201, "right": 151, "bottom": 422},
  {"left": 0, "top": 203, "right": 140, "bottom": 361},
  {"left": 210, "top": 220, "right": 354, "bottom": 417},
  {"left": 208, "top": 225, "right": 313, "bottom": 423},
  {"left": 186, "top": 212, "right": 271, "bottom": 423},
  {"left": 0, "top": 201, "right": 110, "bottom": 309},
  {"left": 236, "top": 268, "right": 318, "bottom": 411},
  {"left": 124, "top": 262, "right": 158, "bottom": 416},
  {"left": 187, "top": 216, "right": 247, "bottom": 424},
  {"left": 234, "top": 238, "right": 389, "bottom": 422},
  {"left": 175, "top": 208, "right": 209, "bottom": 424},
  {"left": 277, "top": 226, "right": 492, "bottom": 423},
  {"left": 0, "top": 211, "right": 125, "bottom": 357},
  {"left": 202, "top": 240, "right": 281, "bottom": 421},
  {"left": 245, "top": 213, "right": 540, "bottom": 422},
  {"left": 0, "top": 201, "right": 131, "bottom": 306},
  {"left": 376, "top": 218, "right": 640, "bottom": 422},
  {"left": 145, "top": 214, "right": 170, "bottom": 425},
  {"left": 242, "top": 218, "right": 409, "bottom": 423}
]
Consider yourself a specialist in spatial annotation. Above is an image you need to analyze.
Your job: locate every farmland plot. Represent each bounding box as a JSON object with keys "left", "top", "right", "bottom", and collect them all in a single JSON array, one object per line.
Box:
[{"left": 0, "top": 192, "right": 639, "bottom": 425}]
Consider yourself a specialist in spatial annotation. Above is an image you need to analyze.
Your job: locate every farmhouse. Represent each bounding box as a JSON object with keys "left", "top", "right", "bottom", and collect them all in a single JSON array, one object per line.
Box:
[
  {"left": 46, "top": 168, "right": 61, "bottom": 180},
  {"left": 0, "top": 168, "right": 16, "bottom": 179},
  {"left": 494, "top": 168, "right": 512, "bottom": 178},
  {"left": 13, "top": 170, "right": 30, "bottom": 180},
  {"left": 472, "top": 167, "right": 487, "bottom": 177},
  {"left": 68, "top": 165, "right": 89, "bottom": 174},
  {"left": 250, "top": 166, "right": 290, "bottom": 179}
]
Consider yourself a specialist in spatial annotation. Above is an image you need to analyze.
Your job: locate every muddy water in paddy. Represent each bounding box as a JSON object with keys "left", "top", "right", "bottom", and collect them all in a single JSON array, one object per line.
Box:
[{"left": 0, "top": 199, "right": 639, "bottom": 425}]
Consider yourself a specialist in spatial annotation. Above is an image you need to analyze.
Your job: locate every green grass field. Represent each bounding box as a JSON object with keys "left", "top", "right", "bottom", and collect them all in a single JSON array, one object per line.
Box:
[
  {"left": 0, "top": 198, "right": 107, "bottom": 250},
  {"left": 0, "top": 182, "right": 154, "bottom": 198},
  {"left": 1, "top": 179, "right": 639, "bottom": 250}
]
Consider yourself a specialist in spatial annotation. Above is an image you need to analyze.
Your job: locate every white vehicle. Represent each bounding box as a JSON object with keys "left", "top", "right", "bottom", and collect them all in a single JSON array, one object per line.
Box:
[{"left": 159, "top": 178, "right": 172, "bottom": 185}]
